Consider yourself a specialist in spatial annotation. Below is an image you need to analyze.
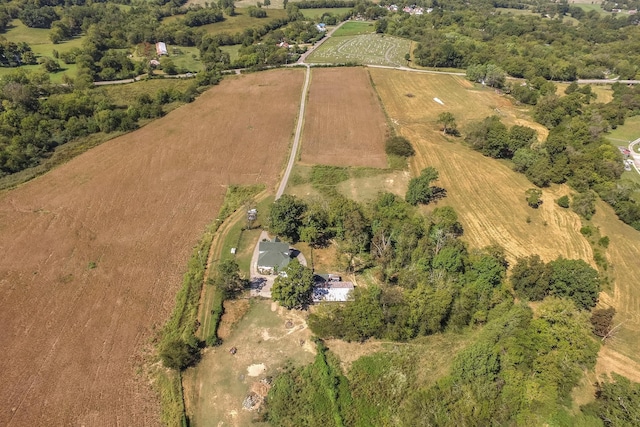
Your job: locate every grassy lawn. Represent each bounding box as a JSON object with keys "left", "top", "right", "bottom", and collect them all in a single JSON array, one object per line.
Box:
[
  {"left": 1, "top": 20, "right": 86, "bottom": 82},
  {"left": 307, "top": 33, "right": 410, "bottom": 66},
  {"left": 301, "top": 7, "right": 352, "bottom": 18},
  {"left": 606, "top": 116, "right": 640, "bottom": 143},
  {"left": 332, "top": 21, "right": 375, "bottom": 36},
  {"left": 220, "top": 44, "right": 241, "bottom": 62},
  {"left": 183, "top": 299, "right": 316, "bottom": 426},
  {"left": 195, "top": 9, "right": 289, "bottom": 35},
  {"left": 99, "top": 79, "right": 195, "bottom": 106},
  {"left": 166, "top": 45, "right": 203, "bottom": 72}
]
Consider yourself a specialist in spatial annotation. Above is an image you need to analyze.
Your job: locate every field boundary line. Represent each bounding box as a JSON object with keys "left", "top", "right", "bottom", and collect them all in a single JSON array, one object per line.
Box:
[{"left": 276, "top": 65, "right": 311, "bottom": 199}]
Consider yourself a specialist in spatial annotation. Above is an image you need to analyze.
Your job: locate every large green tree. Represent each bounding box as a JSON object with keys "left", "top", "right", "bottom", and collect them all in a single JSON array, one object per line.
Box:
[
  {"left": 405, "top": 167, "right": 442, "bottom": 206},
  {"left": 272, "top": 259, "right": 315, "bottom": 309},
  {"left": 268, "top": 194, "right": 307, "bottom": 242}
]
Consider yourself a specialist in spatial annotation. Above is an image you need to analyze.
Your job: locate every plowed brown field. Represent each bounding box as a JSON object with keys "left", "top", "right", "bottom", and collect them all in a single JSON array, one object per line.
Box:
[
  {"left": 0, "top": 69, "right": 303, "bottom": 426},
  {"left": 300, "top": 67, "right": 388, "bottom": 168}
]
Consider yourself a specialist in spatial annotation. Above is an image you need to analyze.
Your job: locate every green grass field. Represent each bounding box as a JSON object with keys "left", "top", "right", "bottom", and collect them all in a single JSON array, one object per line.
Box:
[
  {"left": 307, "top": 33, "right": 410, "bottom": 66},
  {"left": 191, "top": 8, "right": 289, "bottom": 35},
  {"left": 166, "top": 45, "right": 203, "bottom": 72},
  {"left": 606, "top": 116, "right": 640, "bottom": 143},
  {"left": 184, "top": 299, "right": 315, "bottom": 426},
  {"left": 331, "top": 21, "right": 375, "bottom": 36},
  {"left": 301, "top": 7, "right": 352, "bottom": 18},
  {"left": 1, "top": 20, "right": 86, "bottom": 82},
  {"left": 220, "top": 44, "right": 241, "bottom": 62}
]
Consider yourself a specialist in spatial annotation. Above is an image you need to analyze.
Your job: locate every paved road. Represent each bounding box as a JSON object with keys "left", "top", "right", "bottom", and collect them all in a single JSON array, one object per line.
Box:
[
  {"left": 628, "top": 138, "right": 640, "bottom": 175},
  {"left": 275, "top": 64, "right": 311, "bottom": 199},
  {"left": 297, "top": 20, "right": 347, "bottom": 64},
  {"left": 93, "top": 73, "right": 196, "bottom": 86}
]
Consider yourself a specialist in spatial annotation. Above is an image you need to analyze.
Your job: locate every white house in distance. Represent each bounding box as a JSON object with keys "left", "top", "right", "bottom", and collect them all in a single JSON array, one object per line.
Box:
[
  {"left": 156, "top": 42, "right": 168, "bottom": 56},
  {"left": 313, "top": 274, "right": 354, "bottom": 302}
]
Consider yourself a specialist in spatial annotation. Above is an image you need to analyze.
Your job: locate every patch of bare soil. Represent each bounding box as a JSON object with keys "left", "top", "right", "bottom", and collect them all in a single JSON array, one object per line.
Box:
[
  {"left": 301, "top": 67, "right": 388, "bottom": 168},
  {"left": 218, "top": 299, "right": 251, "bottom": 340},
  {"left": 0, "top": 69, "right": 304, "bottom": 426}
]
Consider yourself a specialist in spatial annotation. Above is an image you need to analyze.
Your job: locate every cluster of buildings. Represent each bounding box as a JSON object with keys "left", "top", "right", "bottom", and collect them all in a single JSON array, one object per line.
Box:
[
  {"left": 384, "top": 4, "right": 433, "bottom": 15},
  {"left": 256, "top": 236, "right": 354, "bottom": 302}
]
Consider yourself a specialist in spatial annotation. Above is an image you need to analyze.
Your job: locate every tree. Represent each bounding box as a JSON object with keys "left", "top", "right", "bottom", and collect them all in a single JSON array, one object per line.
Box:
[
  {"left": 556, "top": 195, "right": 570, "bottom": 208},
  {"left": 525, "top": 188, "right": 543, "bottom": 208},
  {"left": 159, "top": 337, "right": 200, "bottom": 370},
  {"left": 583, "top": 374, "right": 640, "bottom": 425},
  {"left": 510, "top": 255, "right": 552, "bottom": 300},
  {"left": 571, "top": 191, "right": 597, "bottom": 219},
  {"left": 590, "top": 307, "right": 616, "bottom": 338},
  {"left": 384, "top": 135, "right": 415, "bottom": 157},
  {"left": 269, "top": 194, "right": 307, "bottom": 242},
  {"left": 209, "top": 259, "right": 246, "bottom": 297},
  {"left": 437, "top": 112, "right": 457, "bottom": 136},
  {"left": 272, "top": 259, "right": 315, "bottom": 309},
  {"left": 405, "top": 167, "right": 442, "bottom": 206},
  {"left": 264, "top": 0, "right": 271, "bottom": 7},
  {"left": 548, "top": 258, "right": 600, "bottom": 309}
]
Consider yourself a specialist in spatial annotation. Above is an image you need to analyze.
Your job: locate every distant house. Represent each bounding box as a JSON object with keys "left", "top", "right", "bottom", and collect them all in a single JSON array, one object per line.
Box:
[
  {"left": 316, "top": 23, "right": 327, "bottom": 32},
  {"left": 277, "top": 41, "right": 290, "bottom": 48},
  {"left": 156, "top": 42, "right": 168, "bottom": 56},
  {"left": 313, "top": 274, "right": 354, "bottom": 302},
  {"left": 257, "top": 237, "right": 291, "bottom": 275}
]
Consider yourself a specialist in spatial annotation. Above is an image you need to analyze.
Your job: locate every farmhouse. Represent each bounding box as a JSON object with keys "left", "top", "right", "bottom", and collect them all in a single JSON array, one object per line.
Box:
[
  {"left": 156, "top": 42, "right": 168, "bottom": 56},
  {"left": 316, "top": 23, "right": 327, "bottom": 32},
  {"left": 313, "top": 274, "right": 354, "bottom": 302},
  {"left": 257, "top": 237, "right": 292, "bottom": 274}
]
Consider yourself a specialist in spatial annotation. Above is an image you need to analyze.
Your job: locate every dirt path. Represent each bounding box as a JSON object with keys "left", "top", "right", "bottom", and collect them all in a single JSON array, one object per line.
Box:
[{"left": 276, "top": 65, "right": 310, "bottom": 199}]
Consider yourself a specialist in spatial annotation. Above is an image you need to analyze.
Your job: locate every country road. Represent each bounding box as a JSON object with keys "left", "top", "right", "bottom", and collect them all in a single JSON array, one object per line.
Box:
[{"left": 275, "top": 64, "right": 310, "bottom": 199}]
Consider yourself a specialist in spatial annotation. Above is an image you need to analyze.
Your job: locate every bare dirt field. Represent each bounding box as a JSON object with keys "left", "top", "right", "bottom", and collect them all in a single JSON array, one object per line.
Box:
[
  {"left": 300, "top": 67, "right": 388, "bottom": 168},
  {"left": 183, "top": 300, "right": 315, "bottom": 427},
  {"left": 369, "top": 68, "right": 591, "bottom": 265},
  {"left": 0, "top": 69, "right": 303, "bottom": 426}
]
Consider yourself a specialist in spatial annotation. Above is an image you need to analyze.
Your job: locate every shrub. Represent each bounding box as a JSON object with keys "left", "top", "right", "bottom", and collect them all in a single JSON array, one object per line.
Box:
[
  {"left": 556, "top": 195, "right": 570, "bottom": 208},
  {"left": 385, "top": 136, "right": 415, "bottom": 157}
]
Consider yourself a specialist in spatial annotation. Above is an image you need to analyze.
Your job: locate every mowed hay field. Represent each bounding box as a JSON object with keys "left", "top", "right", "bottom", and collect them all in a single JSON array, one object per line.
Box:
[
  {"left": 301, "top": 67, "right": 387, "bottom": 168},
  {"left": 0, "top": 69, "right": 303, "bottom": 426},
  {"left": 591, "top": 201, "right": 640, "bottom": 372},
  {"left": 369, "top": 68, "right": 590, "bottom": 265},
  {"left": 371, "top": 67, "right": 640, "bottom": 379}
]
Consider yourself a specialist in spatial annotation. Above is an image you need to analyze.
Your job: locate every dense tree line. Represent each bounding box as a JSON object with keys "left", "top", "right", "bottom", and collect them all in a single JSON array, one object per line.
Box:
[
  {"left": 463, "top": 80, "right": 640, "bottom": 230},
  {"left": 377, "top": 1, "right": 640, "bottom": 80},
  {"left": 0, "top": 68, "right": 220, "bottom": 177}
]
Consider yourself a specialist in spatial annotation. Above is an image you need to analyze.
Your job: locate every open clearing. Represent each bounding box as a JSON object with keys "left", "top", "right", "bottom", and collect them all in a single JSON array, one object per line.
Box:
[
  {"left": 0, "top": 69, "right": 303, "bottom": 426},
  {"left": 306, "top": 33, "right": 410, "bottom": 66},
  {"left": 591, "top": 201, "right": 640, "bottom": 368},
  {"left": 183, "top": 300, "right": 315, "bottom": 426},
  {"left": 369, "top": 68, "right": 589, "bottom": 265},
  {"left": 300, "top": 67, "right": 388, "bottom": 168}
]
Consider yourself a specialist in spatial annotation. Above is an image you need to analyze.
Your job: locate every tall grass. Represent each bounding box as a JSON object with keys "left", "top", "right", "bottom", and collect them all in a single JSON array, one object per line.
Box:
[{"left": 154, "top": 184, "right": 264, "bottom": 424}]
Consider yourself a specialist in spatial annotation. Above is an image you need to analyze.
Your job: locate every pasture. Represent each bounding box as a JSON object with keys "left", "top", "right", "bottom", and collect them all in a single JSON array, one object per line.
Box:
[
  {"left": 300, "top": 67, "right": 388, "bottom": 168},
  {"left": 196, "top": 9, "right": 289, "bottom": 35},
  {"left": 0, "top": 69, "right": 304, "bottom": 425},
  {"left": 183, "top": 299, "right": 315, "bottom": 427},
  {"left": 370, "top": 68, "right": 589, "bottom": 264},
  {"left": 1, "top": 19, "right": 85, "bottom": 82},
  {"left": 307, "top": 33, "right": 410, "bottom": 66},
  {"left": 301, "top": 7, "right": 352, "bottom": 18},
  {"left": 331, "top": 21, "right": 375, "bottom": 36}
]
